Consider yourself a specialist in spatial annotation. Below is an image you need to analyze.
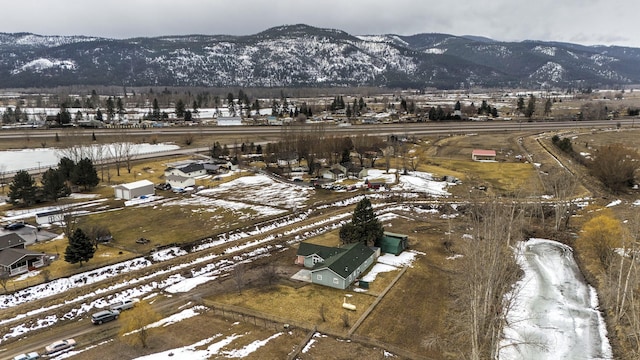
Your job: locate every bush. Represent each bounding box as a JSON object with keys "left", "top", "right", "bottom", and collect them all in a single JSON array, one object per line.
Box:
[{"left": 589, "top": 143, "right": 639, "bottom": 193}]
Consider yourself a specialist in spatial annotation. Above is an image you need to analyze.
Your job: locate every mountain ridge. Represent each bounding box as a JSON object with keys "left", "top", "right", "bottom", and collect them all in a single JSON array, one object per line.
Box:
[{"left": 0, "top": 24, "right": 638, "bottom": 89}]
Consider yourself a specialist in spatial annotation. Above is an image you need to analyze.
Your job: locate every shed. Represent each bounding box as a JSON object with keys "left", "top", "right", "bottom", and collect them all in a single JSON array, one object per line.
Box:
[
  {"left": 471, "top": 149, "right": 496, "bottom": 161},
  {"left": 375, "top": 232, "right": 408, "bottom": 255},
  {"left": 35, "top": 209, "right": 65, "bottom": 225},
  {"left": 114, "top": 179, "right": 155, "bottom": 200}
]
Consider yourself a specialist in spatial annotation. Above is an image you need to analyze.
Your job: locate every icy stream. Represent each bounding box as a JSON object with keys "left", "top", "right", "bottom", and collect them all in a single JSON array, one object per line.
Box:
[{"left": 500, "top": 238, "right": 612, "bottom": 359}]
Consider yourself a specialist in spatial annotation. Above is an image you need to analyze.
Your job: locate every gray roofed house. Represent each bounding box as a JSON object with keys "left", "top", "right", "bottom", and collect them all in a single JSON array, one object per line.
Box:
[
  {"left": 296, "top": 242, "right": 376, "bottom": 290},
  {"left": 295, "top": 242, "right": 345, "bottom": 268},
  {"left": 0, "top": 233, "right": 46, "bottom": 276},
  {"left": 0, "top": 233, "right": 26, "bottom": 250},
  {"left": 165, "top": 163, "right": 207, "bottom": 179}
]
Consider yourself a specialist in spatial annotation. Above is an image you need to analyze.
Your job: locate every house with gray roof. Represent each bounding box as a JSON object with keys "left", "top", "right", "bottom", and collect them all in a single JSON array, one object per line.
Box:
[
  {"left": 296, "top": 242, "right": 345, "bottom": 268},
  {"left": 165, "top": 163, "right": 207, "bottom": 179},
  {"left": 0, "top": 233, "right": 46, "bottom": 276},
  {"left": 296, "top": 242, "right": 376, "bottom": 290}
]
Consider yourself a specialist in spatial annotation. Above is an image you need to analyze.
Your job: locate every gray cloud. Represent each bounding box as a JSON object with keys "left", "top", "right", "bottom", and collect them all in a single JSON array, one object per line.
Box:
[{"left": 1, "top": 0, "right": 639, "bottom": 47}]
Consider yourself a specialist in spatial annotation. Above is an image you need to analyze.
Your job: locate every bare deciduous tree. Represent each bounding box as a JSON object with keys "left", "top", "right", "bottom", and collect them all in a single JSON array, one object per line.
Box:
[
  {"left": 589, "top": 143, "right": 639, "bottom": 193},
  {"left": 319, "top": 303, "right": 327, "bottom": 322},
  {"left": 0, "top": 269, "right": 10, "bottom": 293},
  {"left": 452, "top": 199, "right": 524, "bottom": 360},
  {"left": 233, "top": 262, "right": 246, "bottom": 294},
  {"left": 341, "top": 312, "right": 350, "bottom": 328},
  {"left": 119, "top": 301, "right": 161, "bottom": 348},
  {"left": 543, "top": 167, "right": 577, "bottom": 231}
]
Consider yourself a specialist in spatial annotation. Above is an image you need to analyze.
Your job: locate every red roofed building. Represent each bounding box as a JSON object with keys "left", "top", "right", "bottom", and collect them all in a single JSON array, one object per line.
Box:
[{"left": 472, "top": 149, "right": 496, "bottom": 161}]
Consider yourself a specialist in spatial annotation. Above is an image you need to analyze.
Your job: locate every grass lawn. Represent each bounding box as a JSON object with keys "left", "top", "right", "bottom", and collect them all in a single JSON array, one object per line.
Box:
[
  {"left": 9, "top": 240, "right": 136, "bottom": 291},
  {"left": 210, "top": 282, "right": 376, "bottom": 336},
  {"left": 432, "top": 158, "right": 541, "bottom": 194}
]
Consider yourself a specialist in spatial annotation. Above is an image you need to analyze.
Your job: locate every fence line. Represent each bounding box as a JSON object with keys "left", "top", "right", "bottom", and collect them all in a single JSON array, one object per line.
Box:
[{"left": 201, "top": 299, "right": 430, "bottom": 360}]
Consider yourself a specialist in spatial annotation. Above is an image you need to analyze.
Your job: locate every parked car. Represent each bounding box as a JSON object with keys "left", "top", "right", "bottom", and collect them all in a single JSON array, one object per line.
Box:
[
  {"left": 4, "top": 222, "right": 25, "bottom": 230},
  {"left": 96, "top": 234, "right": 113, "bottom": 243},
  {"left": 91, "top": 309, "right": 120, "bottom": 325},
  {"left": 44, "top": 339, "right": 76, "bottom": 355},
  {"left": 110, "top": 298, "right": 139, "bottom": 312},
  {"left": 13, "top": 352, "right": 39, "bottom": 360}
]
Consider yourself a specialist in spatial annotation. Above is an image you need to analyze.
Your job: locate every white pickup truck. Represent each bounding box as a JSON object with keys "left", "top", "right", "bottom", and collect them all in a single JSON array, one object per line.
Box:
[{"left": 109, "top": 298, "right": 139, "bottom": 312}]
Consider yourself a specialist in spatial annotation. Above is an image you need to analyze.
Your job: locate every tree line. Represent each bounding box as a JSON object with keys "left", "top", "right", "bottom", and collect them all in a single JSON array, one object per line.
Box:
[{"left": 8, "top": 157, "right": 99, "bottom": 206}]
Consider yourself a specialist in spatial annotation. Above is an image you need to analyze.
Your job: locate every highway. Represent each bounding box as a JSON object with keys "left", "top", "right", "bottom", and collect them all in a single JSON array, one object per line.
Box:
[{"left": 0, "top": 118, "right": 635, "bottom": 140}]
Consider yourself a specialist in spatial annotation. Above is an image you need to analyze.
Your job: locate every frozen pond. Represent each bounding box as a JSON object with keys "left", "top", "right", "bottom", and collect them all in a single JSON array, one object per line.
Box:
[
  {"left": 500, "top": 238, "right": 612, "bottom": 359},
  {"left": 0, "top": 143, "right": 179, "bottom": 173}
]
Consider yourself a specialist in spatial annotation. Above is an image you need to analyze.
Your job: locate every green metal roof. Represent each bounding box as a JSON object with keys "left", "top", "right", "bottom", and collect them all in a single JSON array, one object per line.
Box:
[
  {"left": 297, "top": 242, "right": 345, "bottom": 259},
  {"left": 312, "top": 243, "right": 374, "bottom": 278}
]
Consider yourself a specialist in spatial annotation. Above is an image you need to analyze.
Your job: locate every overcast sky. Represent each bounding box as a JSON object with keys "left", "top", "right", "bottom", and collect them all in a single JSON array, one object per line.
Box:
[{"left": 3, "top": 0, "right": 639, "bottom": 47}]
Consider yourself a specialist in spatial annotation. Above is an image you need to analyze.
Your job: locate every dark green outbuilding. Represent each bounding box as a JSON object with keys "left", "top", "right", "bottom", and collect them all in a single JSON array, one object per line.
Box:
[{"left": 375, "top": 231, "right": 408, "bottom": 255}]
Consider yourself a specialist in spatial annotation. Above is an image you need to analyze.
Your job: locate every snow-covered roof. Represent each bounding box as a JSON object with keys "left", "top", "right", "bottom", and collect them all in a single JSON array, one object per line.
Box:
[{"left": 115, "top": 179, "right": 154, "bottom": 190}]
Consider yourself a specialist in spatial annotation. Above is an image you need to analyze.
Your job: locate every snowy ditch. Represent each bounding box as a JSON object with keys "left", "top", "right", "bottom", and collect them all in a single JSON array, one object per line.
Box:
[{"left": 500, "top": 238, "right": 612, "bottom": 359}]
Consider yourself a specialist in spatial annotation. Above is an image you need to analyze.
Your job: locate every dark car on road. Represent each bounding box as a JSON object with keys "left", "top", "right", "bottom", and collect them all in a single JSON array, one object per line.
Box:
[
  {"left": 4, "top": 222, "right": 25, "bottom": 230},
  {"left": 91, "top": 309, "right": 120, "bottom": 325}
]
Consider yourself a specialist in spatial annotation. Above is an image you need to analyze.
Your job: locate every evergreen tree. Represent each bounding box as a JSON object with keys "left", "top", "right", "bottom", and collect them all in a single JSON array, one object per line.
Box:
[
  {"left": 339, "top": 197, "right": 384, "bottom": 246},
  {"left": 57, "top": 107, "right": 72, "bottom": 125},
  {"left": 358, "top": 97, "right": 366, "bottom": 111},
  {"left": 116, "top": 97, "right": 125, "bottom": 117},
  {"left": 400, "top": 99, "right": 408, "bottom": 112},
  {"left": 90, "top": 89, "right": 100, "bottom": 108},
  {"left": 175, "top": 99, "right": 185, "bottom": 118},
  {"left": 341, "top": 148, "right": 351, "bottom": 164},
  {"left": 525, "top": 95, "right": 536, "bottom": 118},
  {"left": 8, "top": 170, "right": 37, "bottom": 206},
  {"left": 64, "top": 228, "right": 95, "bottom": 266},
  {"left": 41, "top": 168, "right": 70, "bottom": 202},
  {"left": 544, "top": 98, "right": 553, "bottom": 117},
  {"left": 71, "top": 158, "right": 99, "bottom": 191},
  {"left": 106, "top": 97, "right": 115, "bottom": 121},
  {"left": 152, "top": 98, "right": 160, "bottom": 120},
  {"left": 516, "top": 96, "right": 525, "bottom": 115},
  {"left": 58, "top": 157, "right": 76, "bottom": 181}
]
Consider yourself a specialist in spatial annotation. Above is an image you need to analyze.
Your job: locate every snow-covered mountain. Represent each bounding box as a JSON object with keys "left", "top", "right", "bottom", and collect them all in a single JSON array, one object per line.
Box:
[{"left": 1, "top": 24, "right": 639, "bottom": 88}]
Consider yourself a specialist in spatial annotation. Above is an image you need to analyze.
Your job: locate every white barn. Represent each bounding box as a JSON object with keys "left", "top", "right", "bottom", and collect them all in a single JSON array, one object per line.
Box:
[
  {"left": 216, "top": 116, "right": 243, "bottom": 126},
  {"left": 114, "top": 180, "right": 155, "bottom": 200}
]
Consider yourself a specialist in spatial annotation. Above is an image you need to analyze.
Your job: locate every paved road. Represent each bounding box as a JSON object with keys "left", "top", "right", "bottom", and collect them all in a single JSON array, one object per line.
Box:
[{"left": 0, "top": 119, "right": 636, "bottom": 140}]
